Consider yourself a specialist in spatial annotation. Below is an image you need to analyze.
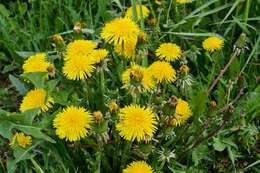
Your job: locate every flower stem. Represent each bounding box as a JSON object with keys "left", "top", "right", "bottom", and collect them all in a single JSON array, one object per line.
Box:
[
  {"left": 244, "top": 0, "right": 252, "bottom": 24},
  {"left": 99, "top": 67, "right": 106, "bottom": 112},
  {"left": 131, "top": 0, "right": 137, "bottom": 21}
]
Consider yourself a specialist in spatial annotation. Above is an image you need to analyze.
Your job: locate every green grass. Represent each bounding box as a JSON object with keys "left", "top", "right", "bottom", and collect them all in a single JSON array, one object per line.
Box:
[{"left": 0, "top": 0, "right": 260, "bottom": 172}]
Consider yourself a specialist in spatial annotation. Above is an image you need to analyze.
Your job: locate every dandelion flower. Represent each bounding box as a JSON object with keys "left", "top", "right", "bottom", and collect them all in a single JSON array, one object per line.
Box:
[
  {"left": 116, "top": 104, "right": 157, "bottom": 142},
  {"left": 89, "top": 49, "right": 109, "bottom": 63},
  {"left": 171, "top": 98, "right": 192, "bottom": 126},
  {"left": 176, "top": 0, "right": 192, "bottom": 4},
  {"left": 123, "top": 161, "right": 154, "bottom": 173},
  {"left": 202, "top": 36, "right": 224, "bottom": 52},
  {"left": 63, "top": 55, "right": 96, "bottom": 80},
  {"left": 23, "top": 53, "right": 52, "bottom": 73},
  {"left": 53, "top": 106, "right": 93, "bottom": 141},
  {"left": 148, "top": 61, "right": 176, "bottom": 83},
  {"left": 101, "top": 18, "right": 140, "bottom": 58},
  {"left": 156, "top": 43, "right": 182, "bottom": 62},
  {"left": 20, "top": 88, "right": 54, "bottom": 113},
  {"left": 10, "top": 132, "right": 32, "bottom": 148},
  {"left": 122, "top": 64, "right": 155, "bottom": 91},
  {"left": 125, "top": 5, "right": 150, "bottom": 21},
  {"left": 65, "top": 40, "right": 97, "bottom": 60}
]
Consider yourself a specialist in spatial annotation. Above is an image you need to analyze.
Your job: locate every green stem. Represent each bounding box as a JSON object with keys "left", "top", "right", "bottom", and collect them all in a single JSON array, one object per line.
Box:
[
  {"left": 131, "top": 0, "right": 137, "bottom": 21},
  {"left": 158, "top": 160, "right": 166, "bottom": 170},
  {"left": 100, "top": 67, "right": 105, "bottom": 112},
  {"left": 132, "top": 93, "right": 140, "bottom": 104},
  {"left": 135, "top": 0, "right": 148, "bottom": 67},
  {"left": 244, "top": 0, "right": 252, "bottom": 24},
  {"left": 138, "top": 0, "right": 145, "bottom": 29},
  {"left": 147, "top": 0, "right": 156, "bottom": 19},
  {"left": 166, "top": 0, "right": 173, "bottom": 26}
]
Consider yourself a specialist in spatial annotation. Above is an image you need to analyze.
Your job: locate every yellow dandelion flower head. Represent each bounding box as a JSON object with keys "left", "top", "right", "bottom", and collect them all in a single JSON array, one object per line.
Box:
[
  {"left": 156, "top": 43, "right": 182, "bottom": 62},
  {"left": 10, "top": 132, "right": 32, "bottom": 148},
  {"left": 125, "top": 5, "right": 150, "bottom": 21},
  {"left": 101, "top": 17, "right": 140, "bottom": 47},
  {"left": 148, "top": 61, "right": 176, "bottom": 84},
  {"left": 171, "top": 98, "right": 192, "bottom": 126},
  {"left": 20, "top": 88, "right": 54, "bottom": 113},
  {"left": 176, "top": 0, "right": 192, "bottom": 4},
  {"left": 23, "top": 53, "right": 52, "bottom": 73},
  {"left": 89, "top": 49, "right": 109, "bottom": 63},
  {"left": 53, "top": 106, "right": 93, "bottom": 142},
  {"left": 123, "top": 161, "right": 154, "bottom": 173},
  {"left": 202, "top": 36, "right": 224, "bottom": 52},
  {"left": 122, "top": 64, "right": 155, "bottom": 91},
  {"left": 65, "top": 40, "right": 97, "bottom": 60},
  {"left": 116, "top": 104, "right": 157, "bottom": 142},
  {"left": 63, "top": 55, "right": 96, "bottom": 80}
]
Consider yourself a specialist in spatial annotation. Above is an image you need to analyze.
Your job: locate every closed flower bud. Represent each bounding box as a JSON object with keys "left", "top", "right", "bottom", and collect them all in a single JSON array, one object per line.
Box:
[
  {"left": 73, "top": 22, "right": 82, "bottom": 33},
  {"left": 210, "top": 100, "right": 217, "bottom": 108},
  {"left": 47, "top": 64, "right": 55, "bottom": 77},
  {"left": 179, "top": 64, "right": 189, "bottom": 74},
  {"left": 138, "top": 31, "right": 147, "bottom": 43},
  {"left": 108, "top": 101, "right": 119, "bottom": 113},
  {"left": 93, "top": 111, "right": 103, "bottom": 123},
  {"left": 168, "top": 96, "right": 178, "bottom": 107},
  {"left": 52, "top": 34, "right": 64, "bottom": 45},
  {"left": 147, "top": 18, "right": 157, "bottom": 25}
]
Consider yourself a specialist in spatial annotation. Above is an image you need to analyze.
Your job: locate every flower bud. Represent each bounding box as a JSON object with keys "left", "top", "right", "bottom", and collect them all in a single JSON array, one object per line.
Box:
[
  {"left": 179, "top": 64, "right": 189, "bottom": 74},
  {"left": 108, "top": 101, "right": 119, "bottom": 113},
  {"left": 93, "top": 111, "right": 103, "bottom": 123}
]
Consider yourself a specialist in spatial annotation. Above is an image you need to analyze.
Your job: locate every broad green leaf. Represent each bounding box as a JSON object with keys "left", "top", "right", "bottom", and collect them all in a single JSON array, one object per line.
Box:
[
  {"left": 22, "top": 108, "right": 40, "bottom": 125},
  {"left": 9, "top": 75, "right": 28, "bottom": 96},
  {"left": 93, "top": 121, "right": 108, "bottom": 134},
  {"left": 53, "top": 90, "right": 71, "bottom": 106},
  {"left": 13, "top": 146, "right": 36, "bottom": 162},
  {"left": 0, "top": 120, "right": 14, "bottom": 139},
  {"left": 7, "top": 159, "right": 16, "bottom": 173},
  {"left": 213, "top": 137, "right": 226, "bottom": 152},
  {"left": 47, "top": 79, "right": 59, "bottom": 92},
  {"left": 21, "top": 72, "right": 48, "bottom": 88},
  {"left": 192, "top": 145, "right": 208, "bottom": 166},
  {"left": 16, "top": 51, "right": 37, "bottom": 58},
  {"left": 227, "top": 146, "right": 236, "bottom": 167},
  {"left": 0, "top": 4, "right": 10, "bottom": 17},
  {"left": 190, "top": 89, "right": 208, "bottom": 119},
  {"left": 13, "top": 124, "right": 55, "bottom": 143},
  {"left": 2, "top": 65, "right": 17, "bottom": 73}
]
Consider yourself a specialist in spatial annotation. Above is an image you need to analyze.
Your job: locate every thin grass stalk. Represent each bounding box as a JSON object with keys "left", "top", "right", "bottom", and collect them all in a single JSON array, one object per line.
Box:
[
  {"left": 166, "top": 0, "right": 173, "bottom": 26},
  {"left": 131, "top": 0, "right": 137, "bottom": 21},
  {"left": 137, "top": 0, "right": 149, "bottom": 67},
  {"left": 244, "top": 0, "right": 252, "bottom": 24},
  {"left": 100, "top": 66, "right": 106, "bottom": 112},
  {"left": 138, "top": 0, "right": 145, "bottom": 30}
]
